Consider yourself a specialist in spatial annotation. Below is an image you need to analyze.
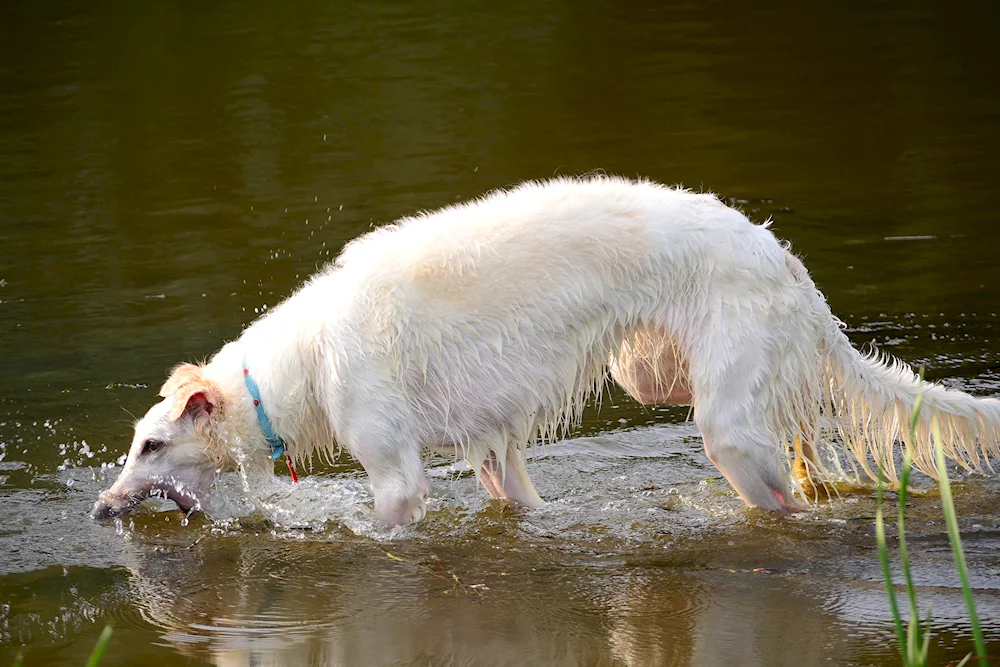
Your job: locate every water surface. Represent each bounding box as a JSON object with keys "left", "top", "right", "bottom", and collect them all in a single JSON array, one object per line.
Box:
[{"left": 2, "top": 2, "right": 1000, "bottom": 665}]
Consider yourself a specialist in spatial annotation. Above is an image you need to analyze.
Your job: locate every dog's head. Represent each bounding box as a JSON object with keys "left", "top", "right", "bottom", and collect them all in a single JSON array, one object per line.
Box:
[{"left": 92, "top": 363, "right": 232, "bottom": 520}]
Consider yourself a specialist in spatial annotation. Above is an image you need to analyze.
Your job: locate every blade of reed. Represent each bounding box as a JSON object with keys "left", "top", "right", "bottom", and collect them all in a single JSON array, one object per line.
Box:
[
  {"left": 897, "top": 428, "right": 924, "bottom": 661},
  {"left": 931, "top": 416, "right": 987, "bottom": 662},
  {"left": 876, "top": 470, "right": 906, "bottom": 653},
  {"left": 84, "top": 625, "right": 113, "bottom": 667}
]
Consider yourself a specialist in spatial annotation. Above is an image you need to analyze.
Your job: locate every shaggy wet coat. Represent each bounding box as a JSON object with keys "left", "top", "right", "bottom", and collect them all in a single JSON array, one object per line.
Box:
[{"left": 94, "top": 177, "right": 1000, "bottom": 524}]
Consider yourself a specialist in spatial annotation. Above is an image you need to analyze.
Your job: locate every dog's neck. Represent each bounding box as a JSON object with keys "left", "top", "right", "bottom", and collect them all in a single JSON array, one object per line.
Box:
[
  {"left": 203, "top": 310, "right": 338, "bottom": 467},
  {"left": 198, "top": 343, "right": 273, "bottom": 465},
  {"left": 241, "top": 358, "right": 287, "bottom": 461}
]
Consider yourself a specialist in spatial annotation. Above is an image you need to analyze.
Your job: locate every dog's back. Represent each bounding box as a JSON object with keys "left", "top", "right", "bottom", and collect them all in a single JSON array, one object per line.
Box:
[{"left": 303, "top": 177, "right": 824, "bottom": 514}]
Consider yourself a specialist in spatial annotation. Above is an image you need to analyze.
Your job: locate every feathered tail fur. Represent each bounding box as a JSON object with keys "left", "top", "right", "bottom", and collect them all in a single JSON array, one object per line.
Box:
[{"left": 816, "top": 292, "right": 1000, "bottom": 483}]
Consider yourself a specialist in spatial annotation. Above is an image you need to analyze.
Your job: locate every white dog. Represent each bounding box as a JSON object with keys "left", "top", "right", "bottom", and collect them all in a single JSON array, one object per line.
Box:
[{"left": 92, "top": 176, "right": 1000, "bottom": 525}]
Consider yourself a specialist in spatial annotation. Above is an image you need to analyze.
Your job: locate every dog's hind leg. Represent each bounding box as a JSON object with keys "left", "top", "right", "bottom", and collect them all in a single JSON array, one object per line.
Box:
[
  {"left": 793, "top": 433, "right": 826, "bottom": 501},
  {"left": 698, "top": 412, "right": 800, "bottom": 511},
  {"left": 793, "top": 432, "right": 871, "bottom": 501},
  {"left": 689, "top": 325, "right": 804, "bottom": 511},
  {"left": 478, "top": 447, "right": 544, "bottom": 508}
]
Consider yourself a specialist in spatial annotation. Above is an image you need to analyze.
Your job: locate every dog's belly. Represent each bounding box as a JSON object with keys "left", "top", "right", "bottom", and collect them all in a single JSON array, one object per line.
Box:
[{"left": 609, "top": 324, "right": 692, "bottom": 405}]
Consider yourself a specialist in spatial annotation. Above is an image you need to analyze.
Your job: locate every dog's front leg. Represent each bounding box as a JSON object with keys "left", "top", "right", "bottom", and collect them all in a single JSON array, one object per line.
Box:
[{"left": 350, "top": 436, "right": 430, "bottom": 526}]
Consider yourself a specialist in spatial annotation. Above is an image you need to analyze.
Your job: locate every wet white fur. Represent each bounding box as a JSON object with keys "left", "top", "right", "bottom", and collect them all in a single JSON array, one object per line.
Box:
[{"left": 115, "top": 176, "right": 1000, "bottom": 524}]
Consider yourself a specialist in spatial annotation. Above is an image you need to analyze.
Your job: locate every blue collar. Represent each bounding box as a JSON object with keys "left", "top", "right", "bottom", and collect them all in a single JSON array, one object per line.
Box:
[{"left": 242, "top": 361, "right": 287, "bottom": 461}]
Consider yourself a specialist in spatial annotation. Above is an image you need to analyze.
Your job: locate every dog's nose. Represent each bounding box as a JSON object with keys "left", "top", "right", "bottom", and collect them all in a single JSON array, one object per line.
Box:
[
  {"left": 91, "top": 498, "right": 116, "bottom": 520},
  {"left": 91, "top": 490, "right": 139, "bottom": 520}
]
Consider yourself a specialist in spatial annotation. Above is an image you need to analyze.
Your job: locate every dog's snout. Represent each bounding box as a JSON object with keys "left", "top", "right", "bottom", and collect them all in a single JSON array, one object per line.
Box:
[
  {"left": 91, "top": 490, "right": 140, "bottom": 521},
  {"left": 90, "top": 499, "right": 116, "bottom": 521}
]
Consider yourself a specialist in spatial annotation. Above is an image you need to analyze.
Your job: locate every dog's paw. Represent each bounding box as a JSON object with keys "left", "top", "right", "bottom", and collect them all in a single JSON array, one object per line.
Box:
[{"left": 375, "top": 491, "right": 428, "bottom": 526}]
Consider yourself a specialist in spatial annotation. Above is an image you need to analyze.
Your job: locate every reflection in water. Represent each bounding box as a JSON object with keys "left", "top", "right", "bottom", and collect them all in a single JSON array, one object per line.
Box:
[
  {"left": 115, "top": 514, "right": 1000, "bottom": 667},
  {"left": 121, "top": 536, "right": 786, "bottom": 667},
  {"left": 126, "top": 538, "right": 624, "bottom": 667}
]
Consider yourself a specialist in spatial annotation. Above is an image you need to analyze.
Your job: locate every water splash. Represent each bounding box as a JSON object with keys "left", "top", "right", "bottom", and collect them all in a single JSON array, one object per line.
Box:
[{"left": 211, "top": 437, "right": 394, "bottom": 537}]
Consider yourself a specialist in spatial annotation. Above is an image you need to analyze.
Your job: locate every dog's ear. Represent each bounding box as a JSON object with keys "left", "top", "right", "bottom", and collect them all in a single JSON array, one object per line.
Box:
[
  {"left": 160, "top": 363, "right": 224, "bottom": 422},
  {"left": 168, "top": 382, "right": 225, "bottom": 422},
  {"left": 160, "top": 363, "right": 204, "bottom": 397}
]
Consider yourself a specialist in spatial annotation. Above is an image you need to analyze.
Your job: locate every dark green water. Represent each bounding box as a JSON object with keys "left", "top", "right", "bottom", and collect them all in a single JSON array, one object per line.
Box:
[{"left": 2, "top": 2, "right": 1000, "bottom": 665}]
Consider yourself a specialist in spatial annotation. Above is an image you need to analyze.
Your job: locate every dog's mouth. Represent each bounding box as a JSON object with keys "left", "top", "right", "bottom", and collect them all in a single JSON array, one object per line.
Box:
[
  {"left": 91, "top": 482, "right": 203, "bottom": 520},
  {"left": 148, "top": 483, "right": 203, "bottom": 515},
  {"left": 165, "top": 487, "right": 201, "bottom": 515}
]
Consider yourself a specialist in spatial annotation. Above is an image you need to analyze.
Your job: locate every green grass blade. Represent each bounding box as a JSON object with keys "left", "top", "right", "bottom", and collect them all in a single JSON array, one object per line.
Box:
[
  {"left": 931, "top": 416, "right": 987, "bottom": 662},
  {"left": 85, "top": 625, "right": 113, "bottom": 667},
  {"left": 12, "top": 652, "right": 23, "bottom": 667},
  {"left": 920, "top": 608, "right": 932, "bottom": 663},
  {"left": 909, "top": 389, "right": 925, "bottom": 436},
  {"left": 876, "top": 471, "right": 907, "bottom": 653},
  {"left": 896, "top": 379, "right": 929, "bottom": 666},
  {"left": 897, "top": 443, "right": 923, "bottom": 658}
]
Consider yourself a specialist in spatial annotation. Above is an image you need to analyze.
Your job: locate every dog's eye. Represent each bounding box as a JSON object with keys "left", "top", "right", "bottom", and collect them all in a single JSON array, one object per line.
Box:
[{"left": 142, "top": 439, "right": 164, "bottom": 454}]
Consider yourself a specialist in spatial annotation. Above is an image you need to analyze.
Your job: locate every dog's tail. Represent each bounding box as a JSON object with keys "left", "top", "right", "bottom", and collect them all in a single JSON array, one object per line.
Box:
[{"left": 821, "top": 314, "right": 1000, "bottom": 482}]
